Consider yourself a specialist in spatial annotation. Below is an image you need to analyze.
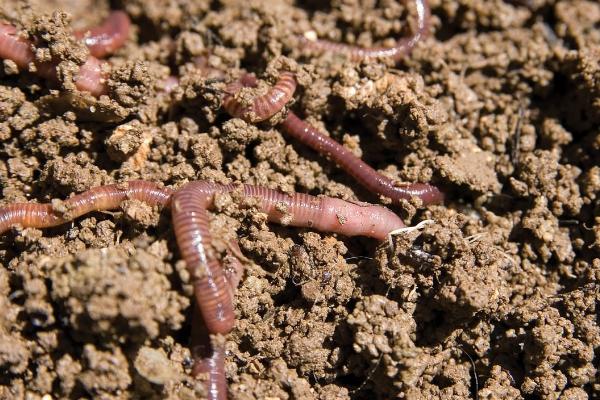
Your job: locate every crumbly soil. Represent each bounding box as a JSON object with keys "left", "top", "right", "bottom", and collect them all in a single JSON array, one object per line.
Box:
[{"left": 0, "top": 0, "right": 599, "bottom": 399}]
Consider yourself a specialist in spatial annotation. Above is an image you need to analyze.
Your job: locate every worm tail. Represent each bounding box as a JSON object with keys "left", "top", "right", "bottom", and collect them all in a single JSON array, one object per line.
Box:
[
  {"left": 281, "top": 112, "right": 444, "bottom": 205},
  {"left": 0, "top": 181, "right": 171, "bottom": 235},
  {"left": 298, "top": 0, "right": 430, "bottom": 62},
  {"left": 191, "top": 305, "right": 227, "bottom": 400}
]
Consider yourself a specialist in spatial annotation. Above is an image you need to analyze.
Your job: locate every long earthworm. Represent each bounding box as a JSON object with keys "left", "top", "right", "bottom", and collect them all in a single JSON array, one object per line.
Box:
[
  {"left": 281, "top": 111, "right": 444, "bottom": 205},
  {"left": 298, "top": 0, "right": 430, "bottom": 62},
  {"left": 223, "top": 73, "right": 444, "bottom": 205},
  {"left": 73, "top": 11, "right": 131, "bottom": 59},
  {"left": 171, "top": 180, "right": 404, "bottom": 334},
  {"left": 0, "top": 180, "right": 403, "bottom": 328},
  {"left": 0, "top": 180, "right": 404, "bottom": 399}
]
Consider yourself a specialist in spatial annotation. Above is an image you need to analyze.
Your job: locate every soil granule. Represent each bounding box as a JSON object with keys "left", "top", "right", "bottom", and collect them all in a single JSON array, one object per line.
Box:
[{"left": 0, "top": 0, "right": 599, "bottom": 399}]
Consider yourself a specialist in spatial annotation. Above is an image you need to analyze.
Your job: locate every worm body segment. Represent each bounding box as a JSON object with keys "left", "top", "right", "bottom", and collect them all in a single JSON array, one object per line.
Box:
[
  {"left": 0, "top": 23, "right": 108, "bottom": 96},
  {"left": 222, "top": 72, "right": 297, "bottom": 123},
  {"left": 281, "top": 112, "right": 444, "bottom": 205},
  {"left": 299, "top": 0, "right": 430, "bottom": 62},
  {"left": 171, "top": 183, "right": 236, "bottom": 335},
  {"left": 73, "top": 11, "right": 131, "bottom": 58},
  {"left": 0, "top": 181, "right": 172, "bottom": 235}
]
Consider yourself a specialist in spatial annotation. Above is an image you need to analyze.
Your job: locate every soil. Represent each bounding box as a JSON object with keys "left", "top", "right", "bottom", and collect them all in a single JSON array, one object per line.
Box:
[{"left": 0, "top": 0, "right": 599, "bottom": 399}]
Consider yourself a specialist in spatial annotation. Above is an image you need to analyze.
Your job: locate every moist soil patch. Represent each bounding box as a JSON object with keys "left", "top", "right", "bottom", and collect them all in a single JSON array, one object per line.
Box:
[{"left": 0, "top": 0, "right": 599, "bottom": 399}]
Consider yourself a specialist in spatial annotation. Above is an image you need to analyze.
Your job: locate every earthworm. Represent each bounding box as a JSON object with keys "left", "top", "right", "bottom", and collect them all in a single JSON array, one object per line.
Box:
[
  {"left": 172, "top": 180, "right": 404, "bottom": 398},
  {"left": 0, "top": 23, "right": 108, "bottom": 96},
  {"left": 73, "top": 11, "right": 131, "bottom": 58},
  {"left": 222, "top": 72, "right": 297, "bottom": 123},
  {"left": 191, "top": 305, "right": 227, "bottom": 400},
  {"left": 298, "top": 0, "right": 430, "bottom": 62},
  {"left": 171, "top": 179, "right": 404, "bottom": 332},
  {"left": 222, "top": 73, "right": 443, "bottom": 205},
  {"left": 0, "top": 181, "right": 172, "bottom": 235},
  {"left": 0, "top": 180, "right": 404, "bottom": 400},
  {"left": 189, "top": 242, "right": 244, "bottom": 400},
  {"left": 0, "top": 11, "right": 130, "bottom": 95},
  {"left": 281, "top": 111, "right": 444, "bottom": 205}
]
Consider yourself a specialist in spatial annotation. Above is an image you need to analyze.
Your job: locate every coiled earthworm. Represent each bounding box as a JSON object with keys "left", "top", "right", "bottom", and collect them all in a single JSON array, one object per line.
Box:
[
  {"left": 172, "top": 180, "right": 403, "bottom": 333},
  {"left": 298, "top": 0, "right": 430, "bottom": 62},
  {"left": 0, "top": 23, "right": 108, "bottom": 96},
  {"left": 222, "top": 72, "right": 297, "bottom": 123},
  {"left": 281, "top": 111, "right": 444, "bottom": 205},
  {"left": 73, "top": 11, "right": 131, "bottom": 58},
  {"left": 0, "top": 181, "right": 172, "bottom": 235}
]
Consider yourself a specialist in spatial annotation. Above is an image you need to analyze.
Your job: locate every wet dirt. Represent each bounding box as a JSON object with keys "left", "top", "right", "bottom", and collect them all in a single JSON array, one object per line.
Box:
[{"left": 0, "top": 0, "right": 599, "bottom": 399}]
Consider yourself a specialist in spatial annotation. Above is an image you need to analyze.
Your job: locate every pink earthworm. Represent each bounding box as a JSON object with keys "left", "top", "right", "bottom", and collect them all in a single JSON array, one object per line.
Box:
[
  {"left": 223, "top": 73, "right": 444, "bottom": 205},
  {"left": 190, "top": 245, "right": 243, "bottom": 400},
  {"left": 171, "top": 180, "right": 405, "bottom": 332},
  {"left": 190, "top": 305, "right": 227, "bottom": 400},
  {"left": 281, "top": 112, "right": 444, "bottom": 205},
  {"left": 298, "top": 0, "right": 430, "bottom": 62},
  {"left": 0, "top": 11, "right": 130, "bottom": 96},
  {"left": 0, "top": 181, "right": 172, "bottom": 235},
  {"left": 222, "top": 72, "right": 296, "bottom": 123},
  {"left": 170, "top": 180, "right": 404, "bottom": 399},
  {"left": 190, "top": 243, "right": 244, "bottom": 400},
  {"left": 0, "top": 23, "right": 108, "bottom": 96},
  {"left": 0, "top": 180, "right": 404, "bottom": 399},
  {"left": 73, "top": 11, "right": 131, "bottom": 58}
]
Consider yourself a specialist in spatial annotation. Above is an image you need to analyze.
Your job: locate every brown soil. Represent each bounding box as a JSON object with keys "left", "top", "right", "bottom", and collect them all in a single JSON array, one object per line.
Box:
[{"left": 1, "top": 0, "right": 599, "bottom": 399}]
